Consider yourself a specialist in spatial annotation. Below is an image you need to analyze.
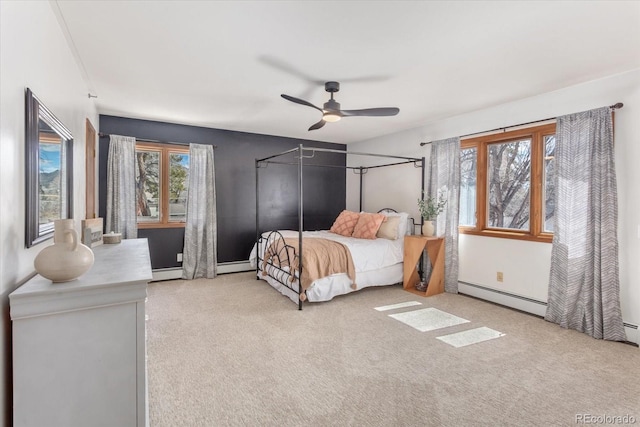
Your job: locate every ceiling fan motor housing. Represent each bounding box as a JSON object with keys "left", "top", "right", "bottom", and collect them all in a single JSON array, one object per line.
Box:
[
  {"left": 325, "top": 81, "right": 340, "bottom": 93},
  {"left": 324, "top": 99, "right": 341, "bottom": 111}
]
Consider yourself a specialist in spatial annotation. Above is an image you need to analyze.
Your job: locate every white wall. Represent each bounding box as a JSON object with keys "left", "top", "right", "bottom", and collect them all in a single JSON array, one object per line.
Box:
[
  {"left": 0, "top": 2, "right": 98, "bottom": 425},
  {"left": 348, "top": 69, "right": 640, "bottom": 338}
]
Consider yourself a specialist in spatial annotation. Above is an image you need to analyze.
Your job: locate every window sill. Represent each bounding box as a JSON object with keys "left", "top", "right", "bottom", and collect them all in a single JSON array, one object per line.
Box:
[
  {"left": 459, "top": 228, "right": 552, "bottom": 244},
  {"left": 137, "top": 222, "right": 186, "bottom": 230}
]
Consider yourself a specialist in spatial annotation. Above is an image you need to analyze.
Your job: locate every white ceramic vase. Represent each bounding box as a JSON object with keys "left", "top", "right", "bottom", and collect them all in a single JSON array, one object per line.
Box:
[
  {"left": 34, "top": 219, "right": 95, "bottom": 282},
  {"left": 421, "top": 220, "right": 435, "bottom": 237}
]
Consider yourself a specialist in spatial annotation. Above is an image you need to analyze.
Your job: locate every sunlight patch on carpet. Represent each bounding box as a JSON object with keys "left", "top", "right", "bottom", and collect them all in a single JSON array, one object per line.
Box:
[
  {"left": 436, "top": 327, "right": 505, "bottom": 348},
  {"left": 374, "top": 301, "right": 422, "bottom": 312},
  {"left": 389, "top": 308, "right": 469, "bottom": 332}
]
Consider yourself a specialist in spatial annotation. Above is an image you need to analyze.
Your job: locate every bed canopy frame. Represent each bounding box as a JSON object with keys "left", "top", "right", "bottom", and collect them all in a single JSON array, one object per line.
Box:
[{"left": 255, "top": 144, "right": 425, "bottom": 309}]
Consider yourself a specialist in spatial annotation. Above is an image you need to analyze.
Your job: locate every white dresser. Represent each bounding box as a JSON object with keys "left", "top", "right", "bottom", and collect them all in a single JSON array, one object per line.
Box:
[{"left": 10, "top": 238, "right": 152, "bottom": 427}]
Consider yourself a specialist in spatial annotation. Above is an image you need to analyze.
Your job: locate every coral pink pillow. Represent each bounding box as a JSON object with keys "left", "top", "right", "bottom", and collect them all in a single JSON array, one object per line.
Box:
[
  {"left": 330, "top": 210, "right": 360, "bottom": 237},
  {"left": 352, "top": 212, "right": 385, "bottom": 239}
]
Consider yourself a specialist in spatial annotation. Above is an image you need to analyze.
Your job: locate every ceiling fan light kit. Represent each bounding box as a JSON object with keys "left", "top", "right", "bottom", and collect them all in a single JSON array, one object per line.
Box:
[
  {"left": 323, "top": 112, "right": 341, "bottom": 122},
  {"left": 281, "top": 81, "right": 399, "bottom": 131}
]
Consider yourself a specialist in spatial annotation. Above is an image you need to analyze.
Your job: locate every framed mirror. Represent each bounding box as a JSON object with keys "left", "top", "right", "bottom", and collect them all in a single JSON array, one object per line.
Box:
[{"left": 25, "top": 88, "right": 73, "bottom": 247}]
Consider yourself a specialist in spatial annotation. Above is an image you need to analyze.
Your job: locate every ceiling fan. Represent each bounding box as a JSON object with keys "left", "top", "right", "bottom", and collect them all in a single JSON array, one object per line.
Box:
[{"left": 281, "top": 81, "right": 400, "bottom": 131}]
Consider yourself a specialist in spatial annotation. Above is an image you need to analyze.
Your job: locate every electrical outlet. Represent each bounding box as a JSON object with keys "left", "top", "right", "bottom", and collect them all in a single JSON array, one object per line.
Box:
[
  {"left": 177, "top": 253, "right": 183, "bottom": 262},
  {"left": 496, "top": 272, "right": 504, "bottom": 282}
]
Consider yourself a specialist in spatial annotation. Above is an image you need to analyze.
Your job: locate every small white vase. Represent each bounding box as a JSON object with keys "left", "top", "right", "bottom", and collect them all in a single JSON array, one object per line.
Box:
[
  {"left": 34, "top": 219, "right": 94, "bottom": 282},
  {"left": 422, "top": 220, "right": 435, "bottom": 237}
]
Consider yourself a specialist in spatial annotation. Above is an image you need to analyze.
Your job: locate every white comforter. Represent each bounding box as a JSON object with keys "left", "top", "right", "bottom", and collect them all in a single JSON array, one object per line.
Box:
[
  {"left": 249, "top": 230, "right": 405, "bottom": 303},
  {"left": 249, "top": 230, "right": 404, "bottom": 273}
]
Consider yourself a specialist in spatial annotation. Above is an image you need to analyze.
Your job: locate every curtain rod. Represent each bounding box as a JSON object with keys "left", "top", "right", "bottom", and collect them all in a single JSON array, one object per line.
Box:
[
  {"left": 98, "top": 132, "right": 217, "bottom": 149},
  {"left": 419, "top": 102, "right": 623, "bottom": 146}
]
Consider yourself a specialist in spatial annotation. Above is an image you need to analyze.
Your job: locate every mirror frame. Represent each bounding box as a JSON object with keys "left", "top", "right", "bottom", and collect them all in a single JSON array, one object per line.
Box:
[{"left": 25, "top": 88, "right": 74, "bottom": 248}]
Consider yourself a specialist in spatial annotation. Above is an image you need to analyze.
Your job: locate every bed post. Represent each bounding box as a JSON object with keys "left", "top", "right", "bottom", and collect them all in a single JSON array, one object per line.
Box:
[
  {"left": 297, "top": 144, "right": 304, "bottom": 310},
  {"left": 419, "top": 156, "right": 426, "bottom": 279},
  {"left": 255, "top": 158, "right": 260, "bottom": 280},
  {"left": 359, "top": 167, "right": 364, "bottom": 212},
  {"left": 421, "top": 156, "right": 425, "bottom": 212}
]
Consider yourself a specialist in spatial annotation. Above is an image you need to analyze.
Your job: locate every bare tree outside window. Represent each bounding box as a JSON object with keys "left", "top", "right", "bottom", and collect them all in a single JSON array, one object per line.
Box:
[
  {"left": 487, "top": 139, "right": 531, "bottom": 230},
  {"left": 169, "top": 152, "right": 189, "bottom": 222},
  {"left": 460, "top": 147, "right": 477, "bottom": 226},
  {"left": 543, "top": 135, "right": 556, "bottom": 232},
  {"left": 135, "top": 150, "right": 160, "bottom": 222}
]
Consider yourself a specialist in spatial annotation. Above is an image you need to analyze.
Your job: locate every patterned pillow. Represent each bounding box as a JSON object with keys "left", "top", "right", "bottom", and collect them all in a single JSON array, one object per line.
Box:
[
  {"left": 329, "top": 210, "right": 360, "bottom": 237},
  {"left": 352, "top": 212, "right": 386, "bottom": 239}
]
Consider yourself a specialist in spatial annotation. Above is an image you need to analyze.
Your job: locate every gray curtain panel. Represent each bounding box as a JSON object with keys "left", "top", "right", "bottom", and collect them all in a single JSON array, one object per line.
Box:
[
  {"left": 545, "top": 107, "right": 626, "bottom": 341},
  {"left": 106, "top": 135, "right": 137, "bottom": 239},
  {"left": 182, "top": 143, "right": 217, "bottom": 279},
  {"left": 427, "top": 137, "right": 461, "bottom": 293}
]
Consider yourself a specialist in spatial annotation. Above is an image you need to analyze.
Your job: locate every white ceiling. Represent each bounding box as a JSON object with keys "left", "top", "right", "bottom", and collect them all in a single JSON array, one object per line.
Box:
[{"left": 54, "top": 1, "right": 640, "bottom": 144}]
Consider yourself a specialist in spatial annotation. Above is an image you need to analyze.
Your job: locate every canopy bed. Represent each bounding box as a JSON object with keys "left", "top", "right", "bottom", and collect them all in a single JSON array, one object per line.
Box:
[{"left": 251, "top": 145, "right": 424, "bottom": 309}]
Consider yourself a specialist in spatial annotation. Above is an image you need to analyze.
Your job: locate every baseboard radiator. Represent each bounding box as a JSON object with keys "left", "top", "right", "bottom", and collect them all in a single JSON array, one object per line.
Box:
[
  {"left": 151, "top": 261, "right": 252, "bottom": 282},
  {"left": 458, "top": 281, "right": 638, "bottom": 346}
]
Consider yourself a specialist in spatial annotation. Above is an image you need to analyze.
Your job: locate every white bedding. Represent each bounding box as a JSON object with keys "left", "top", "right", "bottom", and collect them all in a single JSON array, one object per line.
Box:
[{"left": 249, "top": 230, "right": 404, "bottom": 302}]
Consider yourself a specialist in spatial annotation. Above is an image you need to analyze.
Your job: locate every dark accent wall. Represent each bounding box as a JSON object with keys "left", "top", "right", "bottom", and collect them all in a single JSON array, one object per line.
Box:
[{"left": 98, "top": 115, "right": 346, "bottom": 269}]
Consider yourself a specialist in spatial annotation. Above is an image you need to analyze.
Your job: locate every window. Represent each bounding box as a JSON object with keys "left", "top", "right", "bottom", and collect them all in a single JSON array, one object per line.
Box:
[
  {"left": 487, "top": 138, "right": 531, "bottom": 230},
  {"left": 459, "top": 123, "right": 555, "bottom": 242},
  {"left": 135, "top": 142, "right": 189, "bottom": 228}
]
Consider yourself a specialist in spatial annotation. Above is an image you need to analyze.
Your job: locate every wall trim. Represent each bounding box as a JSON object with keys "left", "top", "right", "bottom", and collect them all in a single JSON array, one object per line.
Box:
[{"left": 458, "top": 281, "right": 639, "bottom": 346}]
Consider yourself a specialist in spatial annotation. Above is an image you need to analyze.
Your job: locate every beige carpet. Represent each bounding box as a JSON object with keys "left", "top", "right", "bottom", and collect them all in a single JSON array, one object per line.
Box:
[{"left": 147, "top": 272, "right": 640, "bottom": 426}]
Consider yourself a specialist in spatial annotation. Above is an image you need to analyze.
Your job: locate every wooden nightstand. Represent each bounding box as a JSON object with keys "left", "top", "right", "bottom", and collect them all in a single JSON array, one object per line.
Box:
[{"left": 403, "top": 235, "right": 445, "bottom": 297}]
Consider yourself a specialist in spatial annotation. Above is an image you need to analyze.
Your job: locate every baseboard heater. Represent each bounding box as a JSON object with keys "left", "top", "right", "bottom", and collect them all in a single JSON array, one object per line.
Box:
[
  {"left": 151, "top": 261, "right": 252, "bottom": 282},
  {"left": 458, "top": 281, "right": 547, "bottom": 316},
  {"left": 458, "top": 281, "right": 638, "bottom": 345}
]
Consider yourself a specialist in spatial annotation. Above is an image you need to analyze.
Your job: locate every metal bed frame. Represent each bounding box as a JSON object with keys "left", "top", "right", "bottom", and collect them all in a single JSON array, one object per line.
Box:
[{"left": 255, "top": 144, "right": 424, "bottom": 310}]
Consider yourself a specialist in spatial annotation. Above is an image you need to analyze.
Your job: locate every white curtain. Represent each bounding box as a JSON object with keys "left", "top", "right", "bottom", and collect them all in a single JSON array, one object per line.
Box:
[
  {"left": 106, "top": 135, "right": 137, "bottom": 238},
  {"left": 427, "top": 137, "right": 461, "bottom": 293},
  {"left": 182, "top": 143, "right": 217, "bottom": 279},
  {"left": 545, "top": 107, "right": 625, "bottom": 341}
]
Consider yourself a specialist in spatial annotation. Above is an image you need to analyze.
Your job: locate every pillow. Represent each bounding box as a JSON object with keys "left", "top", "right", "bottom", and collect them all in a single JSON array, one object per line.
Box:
[
  {"left": 376, "top": 215, "right": 401, "bottom": 240},
  {"left": 329, "top": 210, "right": 360, "bottom": 237},
  {"left": 352, "top": 212, "right": 385, "bottom": 239},
  {"left": 380, "top": 211, "right": 409, "bottom": 238}
]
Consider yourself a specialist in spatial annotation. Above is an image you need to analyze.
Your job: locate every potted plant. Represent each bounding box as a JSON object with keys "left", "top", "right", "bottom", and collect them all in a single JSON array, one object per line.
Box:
[{"left": 417, "top": 192, "right": 447, "bottom": 236}]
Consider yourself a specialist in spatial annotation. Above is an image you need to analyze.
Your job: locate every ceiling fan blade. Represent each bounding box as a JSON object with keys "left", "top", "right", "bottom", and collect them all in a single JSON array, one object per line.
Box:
[
  {"left": 339, "top": 75, "right": 390, "bottom": 84},
  {"left": 340, "top": 107, "right": 400, "bottom": 117},
  {"left": 308, "top": 120, "right": 326, "bottom": 131},
  {"left": 259, "top": 56, "right": 324, "bottom": 86},
  {"left": 281, "top": 94, "right": 323, "bottom": 112}
]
